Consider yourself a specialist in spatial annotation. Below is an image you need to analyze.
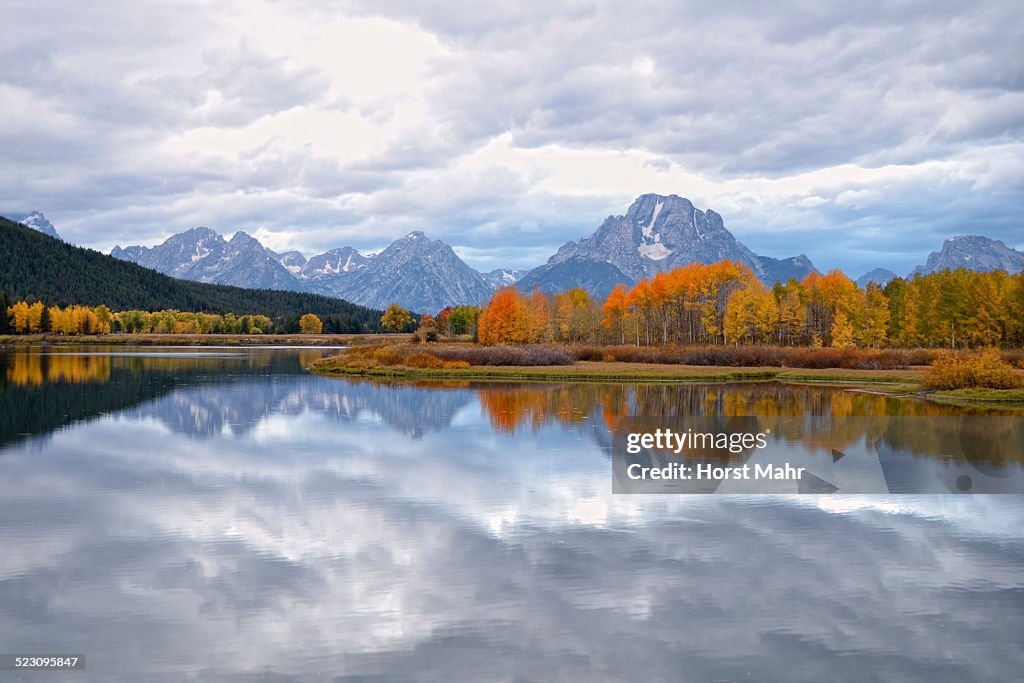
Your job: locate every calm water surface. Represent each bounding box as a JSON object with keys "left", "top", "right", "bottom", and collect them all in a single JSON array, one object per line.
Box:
[{"left": 0, "top": 346, "right": 1022, "bottom": 682}]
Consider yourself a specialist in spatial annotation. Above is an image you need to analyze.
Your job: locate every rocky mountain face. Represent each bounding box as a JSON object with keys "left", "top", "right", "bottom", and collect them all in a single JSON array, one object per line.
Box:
[
  {"left": 482, "top": 268, "right": 524, "bottom": 288},
  {"left": 111, "top": 228, "right": 298, "bottom": 290},
  {"left": 912, "top": 236, "right": 1024, "bottom": 276},
  {"left": 522, "top": 194, "right": 818, "bottom": 297},
  {"left": 856, "top": 268, "right": 898, "bottom": 289},
  {"left": 515, "top": 257, "right": 632, "bottom": 298},
  {"left": 757, "top": 254, "right": 818, "bottom": 285},
  {"left": 267, "top": 249, "right": 308, "bottom": 276},
  {"left": 317, "top": 232, "right": 494, "bottom": 312},
  {"left": 112, "top": 229, "right": 493, "bottom": 312},
  {"left": 298, "top": 246, "right": 370, "bottom": 280},
  {"left": 7, "top": 211, "right": 61, "bottom": 239}
]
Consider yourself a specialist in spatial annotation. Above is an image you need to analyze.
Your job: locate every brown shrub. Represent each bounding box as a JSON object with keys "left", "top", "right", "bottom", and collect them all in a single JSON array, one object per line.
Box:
[
  {"left": 1001, "top": 349, "right": 1024, "bottom": 369},
  {"left": 571, "top": 344, "right": 936, "bottom": 369},
  {"left": 922, "top": 348, "right": 1024, "bottom": 390},
  {"left": 431, "top": 345, "right": 574, "bottom": 366},
  {"left": 404, "top": 352, "right": 470, "bottom": 369},
  {"left": 370, "top": 345, "right": 405, "bottom": 366}
]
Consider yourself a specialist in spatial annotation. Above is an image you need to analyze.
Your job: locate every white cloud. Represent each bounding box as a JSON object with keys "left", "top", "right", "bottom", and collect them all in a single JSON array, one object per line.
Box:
[{"left": 0, "top": 0, "right": 1021, "bottom": 275}]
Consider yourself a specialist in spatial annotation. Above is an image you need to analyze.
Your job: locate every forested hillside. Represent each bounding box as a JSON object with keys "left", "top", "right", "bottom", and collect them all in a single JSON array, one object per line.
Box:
[{"left": 0, "top": 217, "right": 382, "bottom": 331}]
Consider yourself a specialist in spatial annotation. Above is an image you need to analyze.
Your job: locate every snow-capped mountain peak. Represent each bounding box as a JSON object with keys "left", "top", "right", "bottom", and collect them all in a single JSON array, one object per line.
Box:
[
  {"left": 7, "top": 210, "right": 61, "bottom": 239},
  {"left": 516, "top": 193, "right": 819, "bottom": 297},
  {"left": 111, "top": 226, "right": 499, "bottom": 312}
]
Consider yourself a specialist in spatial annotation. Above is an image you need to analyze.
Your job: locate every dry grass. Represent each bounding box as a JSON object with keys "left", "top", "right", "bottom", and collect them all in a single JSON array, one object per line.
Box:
[
  {"left": 571, "top": 344, "right": 938, "bottom": 369},
  {"left": 430, "top": 345, "right": 574, "bottom": 366},
  {"left": 311, "top": 345, "right": 922, "bottom": 385},
  {"left": 321, "top": 343, "right": 574, "bottom": 371}
]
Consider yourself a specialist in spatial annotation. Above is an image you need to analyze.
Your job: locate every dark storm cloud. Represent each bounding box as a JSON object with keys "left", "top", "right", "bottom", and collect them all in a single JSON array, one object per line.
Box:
[{"left": 1, "top": 1, "right": 1021, "bottom": 272}]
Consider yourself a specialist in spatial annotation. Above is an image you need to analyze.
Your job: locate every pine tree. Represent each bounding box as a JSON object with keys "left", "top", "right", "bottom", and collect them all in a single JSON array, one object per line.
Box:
[{"left": 0, "top": 292, "right": 9, "bottom": 334}]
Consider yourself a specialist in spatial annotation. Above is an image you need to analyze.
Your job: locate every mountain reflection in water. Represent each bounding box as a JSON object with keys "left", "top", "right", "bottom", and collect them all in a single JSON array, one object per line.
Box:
[
  {"left": 0, "top": 347, "right": 1021, "bottom": 681},
  {"left": 3, "top": 347, "right": 1021, "bottom": 465}
]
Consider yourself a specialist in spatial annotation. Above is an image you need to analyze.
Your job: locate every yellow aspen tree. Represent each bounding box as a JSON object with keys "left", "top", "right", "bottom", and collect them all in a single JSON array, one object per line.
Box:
[
  {"left": 27, "top": 302, "right": 46, "bottom": 332},
  {"left": 299, "top": 313, "right": 323, "bottom": 334},
  {"left": 752, "top": 287, "right": 780, "bottom": 343},
  {"left": 861, "top": 283, "right": 890, "bottom": 348},
  {"left": 830, "top": 310, "right": 856, "bottom": 348}
]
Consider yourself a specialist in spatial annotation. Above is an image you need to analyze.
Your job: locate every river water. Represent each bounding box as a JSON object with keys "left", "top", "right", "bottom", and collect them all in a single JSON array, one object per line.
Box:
[{"left": 0, "top": 346, "right": 1021, "bottom": 681}]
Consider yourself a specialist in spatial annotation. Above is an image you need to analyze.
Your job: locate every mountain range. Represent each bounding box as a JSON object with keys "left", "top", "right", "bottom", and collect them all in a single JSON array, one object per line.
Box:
[
  {"left": 9, "top": 198, "right": 1024, "bottom": 314},
  {"left": 106, "top": 194, "right": 822, "bottom": 310},
  {"left": 112, "top": 228, "right": 494, "bottom": 313}
]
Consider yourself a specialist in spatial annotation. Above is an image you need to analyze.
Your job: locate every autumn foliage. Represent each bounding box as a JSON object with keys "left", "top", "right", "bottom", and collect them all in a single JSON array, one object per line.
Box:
[
  {"left": 922, "top": 349, "right": 1024, "bottom": 390},
  {"left": 472, "top": 262, "right": 1024, "bottom": 350},
  {"left": 299, "top": 313, "right": 323, "bottom": 334},
  {"left": 477, "top": 287, "right": 548, "bottom": 344},
  {"left": 4, "top": 300, "right": 275, "bottom": 335}
]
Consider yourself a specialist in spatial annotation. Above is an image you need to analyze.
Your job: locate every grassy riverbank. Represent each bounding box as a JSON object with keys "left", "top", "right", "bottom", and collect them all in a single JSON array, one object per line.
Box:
[
  {"left": 309, "top": 343, "right": 924, "bottom": 384},
  {"left": 312, "top": 358, "right": 923, "bottom": 384},
  {"left": 0, "top": 333, "right": 410, "bottom": 346},
  {"left": 309, "top": 343, "right": 1024, "bottom": 406},
  {"left": 925, "top": 387, "right": 1024, "bottom": 403}
]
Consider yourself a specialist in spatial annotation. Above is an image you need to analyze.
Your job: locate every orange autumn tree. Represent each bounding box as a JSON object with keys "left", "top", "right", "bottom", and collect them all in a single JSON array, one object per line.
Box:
[
  {"left": 664, "top": 262, "right": 706, "bottom": 344},
  {"left": 479, "top": 287, "right": 532, "bottom": 344},
  {"left": 526, "top": 289, "right": 552, "bottom": 342},
  {"left": 607, "top": 260, "right": 759, "bottom": 346},
  {"left": 625, "top": 278, "right": 653, "bottom": 345},
  {"left": 601, "top": 283, "right": 630, "bottom": 344}
]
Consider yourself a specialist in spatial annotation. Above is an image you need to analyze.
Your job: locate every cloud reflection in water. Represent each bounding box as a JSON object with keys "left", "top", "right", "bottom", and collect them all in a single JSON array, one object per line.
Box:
[{"left": 0, "top": 367, "right": 1021, "bottom": 680}]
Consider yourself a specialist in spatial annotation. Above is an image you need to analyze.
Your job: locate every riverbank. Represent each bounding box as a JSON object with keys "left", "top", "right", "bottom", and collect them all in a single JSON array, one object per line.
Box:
[
  {"left": 308, "top": 343, "right": 1024, "bottom": 405},
  {"left": 0, "top": 333, "right": 410, "bottom": 346},
  {"left": 314, "top": 358, "right": 925, "bottom": 383},
  {"left": 312, "top": 359, "right": 1024, "bottom": 404},
  {"left": 309, "top": 349, "right": 922, "bottom": 384}
]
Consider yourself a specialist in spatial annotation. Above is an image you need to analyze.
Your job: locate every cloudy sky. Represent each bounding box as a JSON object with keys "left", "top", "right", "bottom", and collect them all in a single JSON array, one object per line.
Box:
[{"left": 1, "top": 0, "right": 1021, "bottom": 276}]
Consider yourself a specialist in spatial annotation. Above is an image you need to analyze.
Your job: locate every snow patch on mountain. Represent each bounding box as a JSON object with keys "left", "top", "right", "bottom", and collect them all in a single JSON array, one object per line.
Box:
[{"left": 638, "top": 239, "right": 672, "bottom": 260}]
